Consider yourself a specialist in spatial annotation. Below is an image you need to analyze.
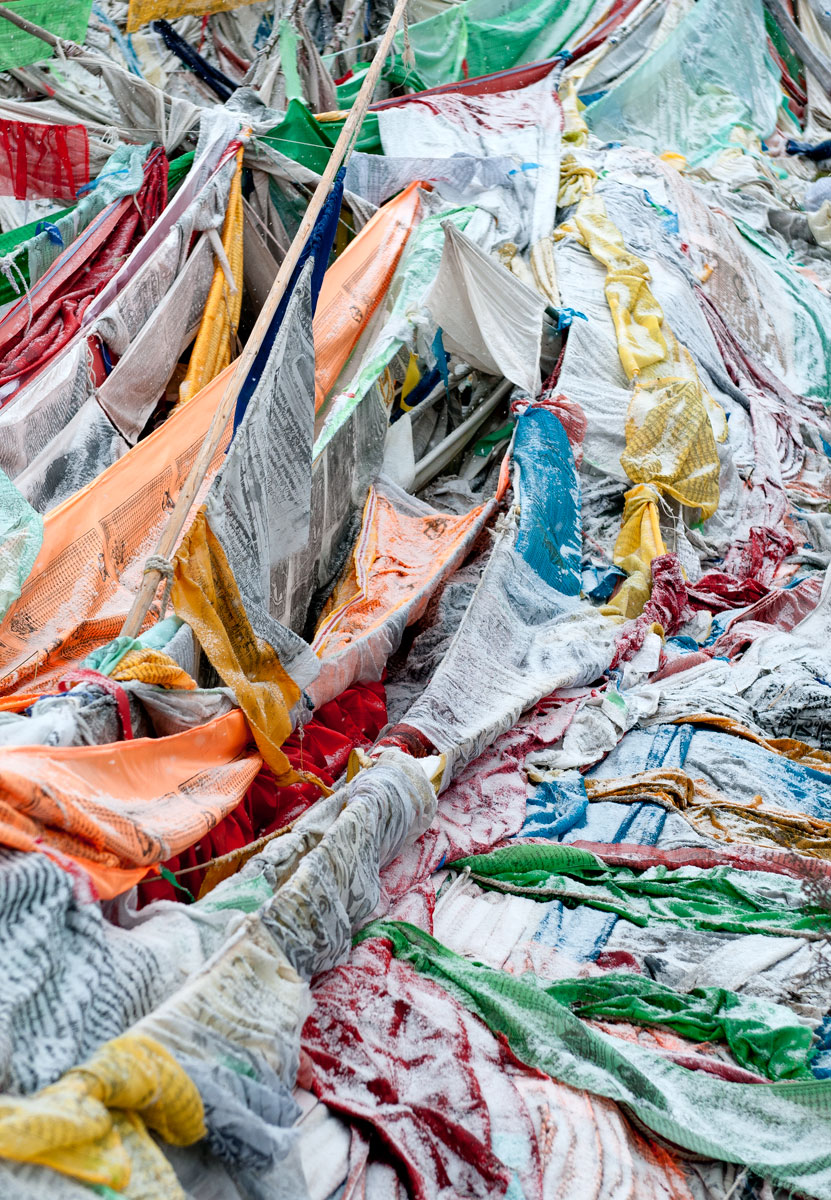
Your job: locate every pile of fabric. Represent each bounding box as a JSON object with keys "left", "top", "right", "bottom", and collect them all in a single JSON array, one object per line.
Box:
[{"left": 1, "top": 0, "right": 831, "bottom": 1196}]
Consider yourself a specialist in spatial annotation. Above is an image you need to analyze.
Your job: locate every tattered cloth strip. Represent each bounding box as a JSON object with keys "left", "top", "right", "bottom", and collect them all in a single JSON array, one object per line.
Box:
[
  {"left": 536, "top": 972, "right": 815, "bottom": 1082},
  {"left": 356, "top": 921, "right": 831, "bottom": 1200},
  {"left": 311, "top": 477, "right": 494, "bottom": 708},
  {"left": 127, "top": 0, "right": 260, "bottom": 34},
  {"left": 583, "top": 767, "right": 831, "bottom": 861},
  {"left": 0, "top": 121, "right": 89, "bottom": 206},
  {"left": 0, "top": 468, "right": 41, "bottom": 625},
  {"left": 0, "top": 149, "right": 168, "bottom": 387},
  {"left": 312, "top": 181, "right": 422, "bottom": 413},
  {"left": 448, "top": 843, "right": 831, "bottom": 937},
  {"left": 178, "top": 148, "right": 244, "bottom": 405},
  {"left": 0, "top": 359, "right": 234, "bottom": 698},
  {"left": 172, "top": 513, "right": 300, "bottom": 782}
]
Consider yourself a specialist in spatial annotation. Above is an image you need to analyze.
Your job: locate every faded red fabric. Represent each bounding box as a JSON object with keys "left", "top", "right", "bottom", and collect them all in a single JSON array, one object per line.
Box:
[
  {"left": 611, "top": 553, "right": 691, "bottom": 667},
  {"left": 686, "top": 572, "right": 768, "bottom": 614},
  {"left": 0, "top": 149, "right": 168, "bottom": 389},
  {"left": 380, "top": 723, "right": 536, "bottom": 914},
  {"left": 0, "top": 120, "right": 89, "bottom": 204},
  {"left": 140, "top": 679, "right": 388, "bottom": 904},
  {"left": 726, "top": 574, "right": 822, "bottom": 630},
  {"left": 723, "top": 526, "right": 794, "bottom": 586},
  {"left": 303, "top": 935, "right": 541, "bottom": 1200},
  {"left": 569, "top": 839, "right": 831, "bottom": 881}
]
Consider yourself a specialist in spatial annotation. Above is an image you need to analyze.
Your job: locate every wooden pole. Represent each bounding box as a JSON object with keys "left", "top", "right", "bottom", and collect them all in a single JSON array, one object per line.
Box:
[{"left": 115, "top": 0, "right": 412, "bottom": 638}]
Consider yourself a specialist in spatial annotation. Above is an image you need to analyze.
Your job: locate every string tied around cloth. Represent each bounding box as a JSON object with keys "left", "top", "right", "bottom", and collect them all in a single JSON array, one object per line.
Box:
[
  {"left": 0, "top": 256, "right": 33, "bottom": 338},
  {"left": 401, "top": 1, "right": 415, "bottom": 71},
  {"left": 143, "top": 553, "right": 175, "bottom": 618}
]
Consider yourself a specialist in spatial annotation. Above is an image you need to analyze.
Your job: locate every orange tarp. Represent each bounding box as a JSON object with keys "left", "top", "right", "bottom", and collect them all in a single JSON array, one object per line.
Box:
[
  {"left": 313, "top": 484, "right": 492, "bottom": 691},
  {"left": 313, "top": 181, "right": 423, "bottom": 412},
  {"left": 0, "top": 363, "right": 235, "bottom": 698},
  {"left": 0, "top": 709, "right": 260, "bottom": 899}
]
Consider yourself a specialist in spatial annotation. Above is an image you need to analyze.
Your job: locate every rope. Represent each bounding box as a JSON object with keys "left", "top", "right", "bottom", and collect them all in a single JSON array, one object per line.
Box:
[
  {"left": 0, "top": 257, "right": 33, "bottom": 338},
  {"left": 143, "top": 553, "right": 175, "bottom": 618},
  {"left": 401, "top": 3, "right": 415, "bottom": 71}
]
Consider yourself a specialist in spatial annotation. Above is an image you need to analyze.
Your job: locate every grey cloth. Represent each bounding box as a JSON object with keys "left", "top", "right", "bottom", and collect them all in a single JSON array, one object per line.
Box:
[{"left": 206, "top": 260, "right": 320, "bottom": 691}]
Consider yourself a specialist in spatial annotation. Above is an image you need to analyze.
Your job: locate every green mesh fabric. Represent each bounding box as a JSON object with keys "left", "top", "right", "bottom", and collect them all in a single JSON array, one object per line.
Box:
[
  {"left": 0, "top": 1, "right": 94, "bottom": 70},
  {"left": 356, "top": 920, "right": 831, "bottom": 1199},
  {"left": 544, "top": 973, "right": 816, "bottom": 1082},
  {"left": 449, "top": 843, "right": 831, "bottom": 937}
]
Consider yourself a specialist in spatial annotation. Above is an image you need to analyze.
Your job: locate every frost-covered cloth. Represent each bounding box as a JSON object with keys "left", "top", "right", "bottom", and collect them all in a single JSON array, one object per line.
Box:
[
  {"left": 358, "top": 921, "right": 831, "bottom": 1200},
  {"left": 396, "top": 525, "right": 616, "bottom": 784},
  {"left": 0, "top": 468, "right": 41, "bottom": 621},
  {"left": 206, "top": 260, "right": 320, "bottom": 691},
  {"left": 310, "top": 476, "right": 494, "bottom": 708},
  {"left": 0, "top": 849, "right": 223, "bottom": 1094},
  {"left": 449, "top": 842, "right": 831, "bottom": 938}
]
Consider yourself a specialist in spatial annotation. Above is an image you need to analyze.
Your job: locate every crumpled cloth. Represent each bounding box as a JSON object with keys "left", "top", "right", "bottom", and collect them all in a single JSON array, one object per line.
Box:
[
  {"left": 448, "top": 842, "right": 831, "bottom": 938},
  {"left": 356, "top": 920, "right": 831, "bottom": 1200},
  {"left": 0, "top": 1033, "right": 204, "bottom": 1191}
]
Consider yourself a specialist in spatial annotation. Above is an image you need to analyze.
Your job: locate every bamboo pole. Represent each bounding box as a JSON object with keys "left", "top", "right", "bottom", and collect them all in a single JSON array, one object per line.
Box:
[{"left": 110, "top": 0, "right": 412, "bottom": 637}]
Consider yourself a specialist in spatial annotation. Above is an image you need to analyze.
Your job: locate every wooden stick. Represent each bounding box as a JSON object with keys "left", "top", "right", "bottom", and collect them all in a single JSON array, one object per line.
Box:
[{"left": 119, "top": 0, "right": 412, "bottom": 638}]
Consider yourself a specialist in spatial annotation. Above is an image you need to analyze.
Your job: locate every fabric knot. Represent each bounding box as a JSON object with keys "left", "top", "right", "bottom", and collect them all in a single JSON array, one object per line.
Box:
[{"left": 143, "top": 554, "right": 175, "bottom": 618}]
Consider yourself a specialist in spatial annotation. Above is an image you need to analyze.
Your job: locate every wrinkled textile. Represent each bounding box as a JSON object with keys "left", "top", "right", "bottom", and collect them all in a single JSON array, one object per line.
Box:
[
  {"left": 583, "top": 768, "right": 831, "bottom": 861},
  {"left": 397, "top": 527, "right": 616, "bottom": 784},
  {"left": 0, "top": 1033, "right": 203, "bottom": 1190},
  {"left": 450, "top": 843, "right": 831, "bottom": 937},
  {"left": 543, "top": 971, "right": 815, "bottom": 1081},
  {"left": 586, "top": 0, "right": 779, "bottom": 162},
  {"left": 358, "top": 921, "right": 831, "bottom": 1199},
  {"left": 172, "top": 513, "right": 300, "bottom": 780},
  {"left": 311, "top": 478, "right": 493, "bottom": 707},
  {"left": 0, "top": 710, "right": 259, "bottom": 897},
  {"left": 426, "top": 221, "right": 545, "bottom": 394},
  {"left": 0, "top": 1, "right": 93, "bottom": 70},
  {"left": 127, "top": 0, "right": 260, "bottom": 31},
  {"left": 304, "top": 936, "right": 523, "bottom": 1200},
  {"left": 513, "top": 406, "right": 582, "bottom": 595},
  {"left": 0, "top": 121, "right": 89, "bottom": 205},
  {"left": 0, "top": 470, "right": 42, "bottom": 624}
]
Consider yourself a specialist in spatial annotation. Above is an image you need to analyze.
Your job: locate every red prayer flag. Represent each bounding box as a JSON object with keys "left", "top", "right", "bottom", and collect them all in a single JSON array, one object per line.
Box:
[{"left": 0, "top": 119, "right": 90, "bottom": 204}]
